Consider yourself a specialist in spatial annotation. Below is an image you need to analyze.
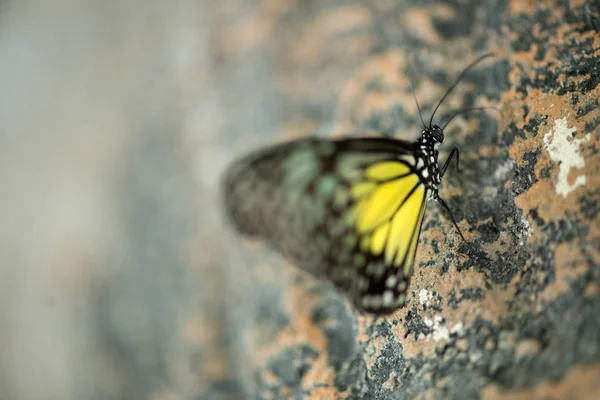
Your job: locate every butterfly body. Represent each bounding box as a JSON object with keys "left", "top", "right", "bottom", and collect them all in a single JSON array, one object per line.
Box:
[{"left": 223, "top": 125, "right": 449, "bottom": 314}]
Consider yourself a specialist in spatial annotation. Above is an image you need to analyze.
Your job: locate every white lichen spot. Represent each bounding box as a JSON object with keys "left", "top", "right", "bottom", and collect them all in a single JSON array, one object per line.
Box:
[
  {"left": 419, "top": 288, "right": 432, "bottom": 305},
  {"left": 450, "top": 322, "right": 464, "bottom": 336},
  {"left": 423, "top": 315, "right": 450, "bottom": 342},
  {"left": 543, "top": 117, "right": 590, "bottom": 198},
  {"left": 519, "top": 214, "right": 533, "bottom": 245},
  {"left": 494, "top": 159, "right": 514, "bottom": 181}
]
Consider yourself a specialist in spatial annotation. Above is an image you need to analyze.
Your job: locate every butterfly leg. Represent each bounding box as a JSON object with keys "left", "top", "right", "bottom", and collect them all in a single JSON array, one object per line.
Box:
[
  {"left": 441, "top": 147, "right": 460, "bottom": 177},
  {"left": 436, "top": 195, "right": 473, "bottom": 251}
]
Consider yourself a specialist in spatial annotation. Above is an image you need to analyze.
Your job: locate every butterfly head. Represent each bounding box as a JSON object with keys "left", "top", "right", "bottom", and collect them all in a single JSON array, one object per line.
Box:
[
  {"left": 423, "top": 124, "right": 444, "bottom": 147},
  {"left": 416, "top": 123, "right": 444, "bottom": 155}
]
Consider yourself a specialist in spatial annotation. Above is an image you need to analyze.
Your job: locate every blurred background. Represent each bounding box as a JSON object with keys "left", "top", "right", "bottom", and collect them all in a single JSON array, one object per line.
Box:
[
  {"left": 0, "top": 1, "right": 229, "bottom": 398},
  {"left": 1, "top": 1, "right": 598, "bottom": 399}
]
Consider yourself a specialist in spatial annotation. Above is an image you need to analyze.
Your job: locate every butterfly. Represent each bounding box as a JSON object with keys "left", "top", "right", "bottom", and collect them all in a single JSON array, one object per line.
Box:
[{"left": 222, "top": 53, "right": 494, "bottom": 313}]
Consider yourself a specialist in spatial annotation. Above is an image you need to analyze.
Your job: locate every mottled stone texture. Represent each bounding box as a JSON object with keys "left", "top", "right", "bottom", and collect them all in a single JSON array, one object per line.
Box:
[
  {"left": 1, "top": 1, "right": 599, "bottom": 400},
  {"left": 207, "top": 1, "right": 600, "bottom": 399}
]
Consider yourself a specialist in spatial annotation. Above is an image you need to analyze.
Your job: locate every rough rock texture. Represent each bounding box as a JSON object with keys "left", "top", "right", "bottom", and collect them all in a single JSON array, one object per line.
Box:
[
  {"left": 1, "top": 1, "right": 598, "bottom": 400},
  {"left": 206, "top": 1, "right": 600, "bottom": 399}
]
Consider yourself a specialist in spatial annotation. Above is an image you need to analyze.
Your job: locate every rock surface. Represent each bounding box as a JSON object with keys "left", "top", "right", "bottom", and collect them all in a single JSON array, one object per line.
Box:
[
  {"left": 210, "top": 1, "right": 600, "bottom": 399},
  {"left": 0, "top": 1, "right": 598, "bottom": 399}
]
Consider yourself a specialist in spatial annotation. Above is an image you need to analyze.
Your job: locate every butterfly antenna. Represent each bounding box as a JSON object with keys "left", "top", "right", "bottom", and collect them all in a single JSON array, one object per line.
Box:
[
  {"left": 436, "top": 196, "right": 474, "bottom": 251},
  {"left": 441, "top": 106, "right": 503, "bottom": 131},
  {"left": 408, "top": 54, "right": 426, "bottom": 129},
  {"left": 429, "top": 52, "right": 495, "bottom": 127}
]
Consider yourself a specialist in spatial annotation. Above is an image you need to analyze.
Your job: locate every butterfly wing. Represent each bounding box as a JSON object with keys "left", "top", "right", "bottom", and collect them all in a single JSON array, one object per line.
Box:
[{"left": 223, "top": 137, "right": 429, "bottom": 313}]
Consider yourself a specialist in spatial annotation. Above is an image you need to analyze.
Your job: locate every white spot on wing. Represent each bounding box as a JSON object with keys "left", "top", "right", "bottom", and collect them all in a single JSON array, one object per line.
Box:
[
  {"left": 543, "top": 117, "right": 590, "bottom": 198},
  {"left": 371, "top": 295, "right": 382, "bottom": 309},
  {"left": 382, "top": 290, "right": 393, "bottom": 307},
  {"left": 396, "top": 280, "right": 407, "bottom": 292},
  {"left": 386, "top": 275, "right": 397, "bottom": 288}
]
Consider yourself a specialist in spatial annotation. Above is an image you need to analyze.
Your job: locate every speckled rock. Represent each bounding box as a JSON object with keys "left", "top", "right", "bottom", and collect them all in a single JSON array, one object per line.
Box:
[
  {"left": 2, "top": 1, "right": 598, "bottom": 400},
  {"left": 205, "top": 1, "right": 600, "bottom": 399}
]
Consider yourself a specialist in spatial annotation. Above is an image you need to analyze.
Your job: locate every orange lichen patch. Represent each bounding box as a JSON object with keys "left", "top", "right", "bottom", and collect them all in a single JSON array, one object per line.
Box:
[
  {"left": 252, "top": 311, "right": 334, "bottom": 386},
  {"left": 180, "top": 339, "right": 229, "bottom": 383},
  {"left": 446, "top": 109, "right": 495, "bottom": 142},
  {"left": 332, "top": 47, "right": 491, "bottom": 140},
  {"left": 570, "top": 0, "right": 591, "bottom": 7},
  {"left": 149, "top": 390, "right": 182, "bottom": 400},
  {"left": 399, "top": 1, "right": 456, "bottom": 45},
  {"left": 477, "top": 143, "right": 505, "bottom": 160},
  {"left": 400, "top": 8, "right": 444, "bottom": 43},
  {"left": 553, "top": 23, "right": 600, "bottom": 58},
  {"left": 480, "top": 231, "right": 519, "bottom": 261},
  {"left": 585, "top": 282, "right": 599, "bottom": 298},
  {"left": 399, "top": 329, "right": 440, "bottom": 359},
  {"left": 508, "top": 0, "right": 538, "bottom": 15},
  {"left": 584, "top": 218, "right": 600, "bottom": 267},
  {"left": 537, "top": 241, "right": 592, "bottom": 303},
  {"left": 579, "top": 26, "right": 600, "bottom": 48},
  {"left": 279, "top": 118, "right": 321, "bottom": 141},
  {"left": 396, "top": 215, "right": 524, "bottom": 358},
  {"left": 505, "top": 84, "right": 598, "bottom": 221},
  {"left": 442, "top": 270, "right": 515, "bottom": 325},
  {"left": 514, "top": 338, "right": 542, "bottom": 359},
  {"left": 398, "top": 262, "right": 517, "bottom": 360},
  {"left": 516, "top": 123, "right": 596, "bottom": 220},
  {"left": 382, "top": 370, "right": 398, "bottom": 391},
  {"left": 262, "top": 370, "right": 280, "bottom": 386},
  {"left": 248, "top": 273, "right": 338, "bottom": 392},
  {"left": 334, "top": 49, "right": 485, "bottom": 137},
  {"left": 303, "top": 365, "right": 341, "bottom": 392},
  {"left": 291, "top": 4, "right": 372, "bottom": 65},
  {"left": 512, "top": 187, "right": 546, "bottom": 242},
  {"left": 359, "top": 92, "right": 405, "bottom": 118},
  {"left": 356, "top": 313, "right": 376, "bottom": 343},
  {"left": 363, "top": 332, "right": 391, "bottom": 374},
  {"left": 307, "top": 387, "right": 349, "bottom": 399},
  {"left": 181, "top": 316, "right": 221, "bottom": 345},
  {"left": 422, "top": 217, "right": 446, "bottom": 240},
  {"left": 336, "top": 50, "right": 410, "bottom": 112},
  {"left": 220, "top": 0, "right": 294, "bottom": 57},
  {"left": 482, "top": 363, "right": 600, "bottom": 400}
]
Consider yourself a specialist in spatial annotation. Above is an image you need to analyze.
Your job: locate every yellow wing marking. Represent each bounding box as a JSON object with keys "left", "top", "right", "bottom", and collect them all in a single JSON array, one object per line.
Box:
[
  {"left": 356, "top": 174, "right": 419, "bottom": 233},
  {"left": 365, "top": 161, "right": 411, "bottom": 181},
  {"left": 370, "top": 222, "right": 390, "bottom": 255},
  {"left": 344, "top": 159, "right": 426, "bottom": 268},
  {"left": 345, "top": 197, "right": 367, "bottom": 225},
  {"left": 351, "top": 181, "right": 377, "bottom": 199},
  {"left": 404, "top": 193, "right": 427, "bottom": 275},
  {"left": 386, "top": 184, "right": 425, "bottom": 266}
]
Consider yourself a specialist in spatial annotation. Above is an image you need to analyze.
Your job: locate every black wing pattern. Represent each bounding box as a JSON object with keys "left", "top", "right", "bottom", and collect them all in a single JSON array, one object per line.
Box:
[{"left": 222, "top": 137, "right": 428, "bottom": 313}]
